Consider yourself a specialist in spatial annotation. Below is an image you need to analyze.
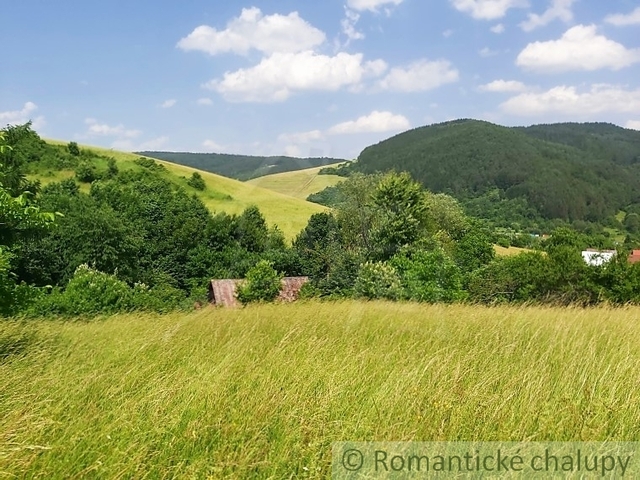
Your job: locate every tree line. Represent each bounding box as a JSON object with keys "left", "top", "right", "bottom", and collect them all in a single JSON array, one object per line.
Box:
[{"left": 3, "top": 123, "right": 640, "bottom": 317}]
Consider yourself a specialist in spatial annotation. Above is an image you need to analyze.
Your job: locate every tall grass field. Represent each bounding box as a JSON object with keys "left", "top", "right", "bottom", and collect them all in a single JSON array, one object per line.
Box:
[{"left": 2, "top": 301, "right": 640, "bottom": 478}]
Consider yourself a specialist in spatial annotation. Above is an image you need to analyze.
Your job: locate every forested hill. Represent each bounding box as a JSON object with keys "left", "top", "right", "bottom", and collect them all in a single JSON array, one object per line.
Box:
[
  {"left": 137, "top": 151, "right": 345, "bottom": 181},
  {"left": 353, "top": 119, "right": 640, "bottom": 223}
]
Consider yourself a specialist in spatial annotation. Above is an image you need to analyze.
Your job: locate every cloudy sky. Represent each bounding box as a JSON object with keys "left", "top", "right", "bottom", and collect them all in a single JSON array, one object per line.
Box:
[{"left": 2, "top": 0, "right": 639, "bottom": 159}]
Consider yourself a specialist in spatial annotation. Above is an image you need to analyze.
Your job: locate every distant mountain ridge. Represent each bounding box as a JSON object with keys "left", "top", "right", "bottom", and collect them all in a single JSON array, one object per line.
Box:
[
  {"left": 352, "top": 119, "right": 640, "bottom": 224},
  {"left": 137, "top": 151, "right": 346, "bottom": 181}
]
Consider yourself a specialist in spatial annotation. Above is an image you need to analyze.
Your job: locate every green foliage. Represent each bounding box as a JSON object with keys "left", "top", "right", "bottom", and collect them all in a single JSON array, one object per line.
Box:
[
  {"left": 236, "top": 205, "right": 269, "bottom": 253},
  {"left": 30, "top": 265, "right": 133, "bottom": 317},
  {"left": 354, "top": 261, "right": 403, "bottom": 300},
  {"left": 468, "top": 252, "right": 549, "bottom": 304},
  {"left": 236, "top": 260, "right": 283, "bottom": 304},
  {"left": 625, "top": 213, "right": 640, "bottom": 234},
  {"left": 106, "top": 158, "right": 118, "bottom": 178},
  {"left": 130, "top": 274, "right": 187, "bottom": 314},
  {"left": 0, "top": 249, "right": 41, "bottom": 317},
  {"left": 318, "top": 162, "right": 354, "bottom": 177},
  {"left": 67, "top": 142, "right": 80, "bottom": 157},
  {"left": 75, "top": 161, "right": 98, "bottom": 183},
  {"left": 134, "top": 157, "right": 166, "bottom": 172},
  {"left": 391, "top": 248, "right": 465, "bottom": 303},
  {"left": 370, "top": 172, "right": 429, "bottom": 260},
  {"left": 453, "top": 228, "right": 495, "bottom": 274},
  {"left": 354, "top": 119, "right": 640, "bottom": 228},
  {"left": 186, "top": 172, "right": 206, "bottom": 191},
  {"left": 306, "top": 184, "right": 343, "bottom": 207}
]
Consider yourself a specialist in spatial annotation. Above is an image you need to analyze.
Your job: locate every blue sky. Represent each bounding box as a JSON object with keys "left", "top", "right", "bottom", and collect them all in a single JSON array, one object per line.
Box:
[{"left": 1, "top": 0, "right": 639, "bottom": 159}]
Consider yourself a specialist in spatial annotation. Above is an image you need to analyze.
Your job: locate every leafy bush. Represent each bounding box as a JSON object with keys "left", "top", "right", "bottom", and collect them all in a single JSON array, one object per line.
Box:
[
  {"left": 354, "top": 261, "right": 403, "bottom": 300},
  {"left": 0, "top": 249, "right": 41, "bottom": 317},
  {"left": 106, "top": 158, "right": 119, "bottom": 178},
  {"left": 75, "top": 162, "right": 98, "bottom": 183},
  {"left": 67, "top": 142, "right": 80, "bottom": 157},
  {"left": 236, "top": 260, "right": 283, "bottom": 304},
  {"left": 29, "top": 264, "right": 133, "bottom": 316},
  {"left": 131, "top": 271, "right": 187, "bottom": 313},
  {"left": 391, "top": 249, "right": 465, "bottom": 303},
  {"left": 134, "top": 157, "right": 166, "bottom": 172},
  {"left": 186, "top": 172, "right": 206, "bottom": 191},
  {"left": 467, "top": 252, "right": 549, "bottom": 304}
]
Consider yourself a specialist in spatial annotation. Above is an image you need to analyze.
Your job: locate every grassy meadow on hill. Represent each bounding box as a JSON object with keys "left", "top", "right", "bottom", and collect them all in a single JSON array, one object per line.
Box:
[
  {"left": 246, "top": 164, "right": 345, "bottom": 199},
  {"left": 138, "top": 150, "right": 345, "bottom": 181},
  {"left": 2, "top": 301, "right": 640, "bottom": 478},
  {"left": 40, "top": 141, "right": 328, "bottom": 240}
]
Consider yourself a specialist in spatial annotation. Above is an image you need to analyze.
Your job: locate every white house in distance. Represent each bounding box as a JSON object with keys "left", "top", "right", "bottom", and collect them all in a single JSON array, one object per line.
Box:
[{"left": 581, "top": 249, "right": 616, "bottom": 266}]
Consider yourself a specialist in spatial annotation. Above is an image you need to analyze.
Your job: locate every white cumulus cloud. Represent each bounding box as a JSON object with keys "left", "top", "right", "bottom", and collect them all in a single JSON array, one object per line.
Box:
[
  {"left": 202, "top": 139, "right": 224, "bottom": 152},
  {"left": 84, "top": 118, "right": 142, "bottom": 138},
  {"left": 284, "top": 145, "right": 302, "bottom": 157},
  {"left": 347, "top": 0, "right": 404, "bottom": 12},
  {"left": 341, "top": 8, "right": 365, "bottom": 42},
  {"left": 479, "top": 47, "right": 498, "bottom": 57},
  {"left": 605, "top": 7, "right": 640, "bottom": 26},
  {"left": 490, "top": 23, "right": 505, "bottom": 33},
  {"left": 0, "top": 102, "right": 45, "bottom": 129},
  {"left": 177, "top": 7, "right": 326, "bottom": 56},
  {"left": 450, "top": 0, "right": 528, "bottom": 20},
  {"left": 519, "top": 0, "right": 575, "bottom": 32},
  {"left": 378, "top": 59, "right": 459, "bottom": 92},
  {"left": 500, "top": 84, "right": 640, "bottom": 116},
  {"left": 479, "top": 79, "right": 528, "bottom": 92},
  {"left": 327, "top": 110, "right": 411, "bottom": 135},
  {"left": 516, "top": 25, "right": 640, "bottom": 73},
  {"left": 206, "top": 51, "right": 388, "bottom": 102},
  {"left": 197, "top": 98, "right": 213, "bottom": 106},
  {"left": 161, "top": 99, "right": 177, "bottom": 109},
  {"left": 278, "top": 130, "right": 325, "bottom": 144}
]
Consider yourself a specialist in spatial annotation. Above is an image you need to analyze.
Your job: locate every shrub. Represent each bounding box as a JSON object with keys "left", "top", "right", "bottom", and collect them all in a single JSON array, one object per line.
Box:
[
  {"left": 106, "top": 158, "right": 118, "bottom": 178},
  {"left": 134, "top": 157, "right": 166, "bottom": 172},
  {"left": 354, "top": 261, "right": 403, "bottom": 300},
  {"left": 75, "top": 162, "right": 98, "bottom": 183},
  {"left": 187, "top": 172, "right": 206, "bottom": 191},
  {"left": 131, "top": 272, "right": 187, "bottom": 313},
  {"left": 236, "top": 260, "right": 283, "bottom": 304},
  {"left": 0, "top": 249, "right": 42, "bottom": 317},
  {"left": 67, "top": 142, "right": 80, "bottom": 157},
  {"left": 30, "top": 265, "right": 133, "bottom": 316},
  {"left": 391, "top": 249, "right": 466, "bottom": 303}
]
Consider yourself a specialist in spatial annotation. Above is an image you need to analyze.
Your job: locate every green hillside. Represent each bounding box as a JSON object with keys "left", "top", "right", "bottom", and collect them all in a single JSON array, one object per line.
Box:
[
  {"left": 38, "top": 142, "right": 328, "bottom": 240},
  {"left": 518, "top": 122, "right": 640, "bottom": 166},
  {"left": 139, "top": 151, "right": 345, "bottom": 181},
  {"left": 353, "top": 120, "right": 640, "bottom": 229},
  {"left": 246, "top": 164, "right": 345, "bottom": 199}
]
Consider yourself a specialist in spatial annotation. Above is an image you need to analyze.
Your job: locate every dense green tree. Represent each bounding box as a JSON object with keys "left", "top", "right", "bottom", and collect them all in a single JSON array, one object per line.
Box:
[
  {"left": 67, "top": 142, "right": 80, "bottom": 156},
  {"left": 236, "top": 260, "right": 283, "bottom": 304},
  {"left": 370, "top": 172, "right": 429, "bottom": 260},
  {"left": 236, "top": 205, "right": 269, "bottom": 253}
]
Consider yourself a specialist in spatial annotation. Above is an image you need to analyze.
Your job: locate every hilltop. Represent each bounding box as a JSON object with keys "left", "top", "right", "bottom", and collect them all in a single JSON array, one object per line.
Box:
[
  {"left": 351, "top": 119, "right": 640, "bottom": 230},
  {"left": 245, "top": 164, "right": 345, "bottom": 200},
  {"left": 138, "top": 151, "right": 345, "bottom": 181}
]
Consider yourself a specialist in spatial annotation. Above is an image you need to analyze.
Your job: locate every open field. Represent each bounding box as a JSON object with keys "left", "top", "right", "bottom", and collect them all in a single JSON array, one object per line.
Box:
[
  {"left": 39, "top": 141, "right": 328, "bottom": 240},
  {"left": 246, "top": 164, "right": 344, "bottom": 200},
  {"left": 2, "top": 301, "right": 640, "bottom": 478},
  {"left": 494, "top": 245, "right": 534, "bottom": 256}
]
